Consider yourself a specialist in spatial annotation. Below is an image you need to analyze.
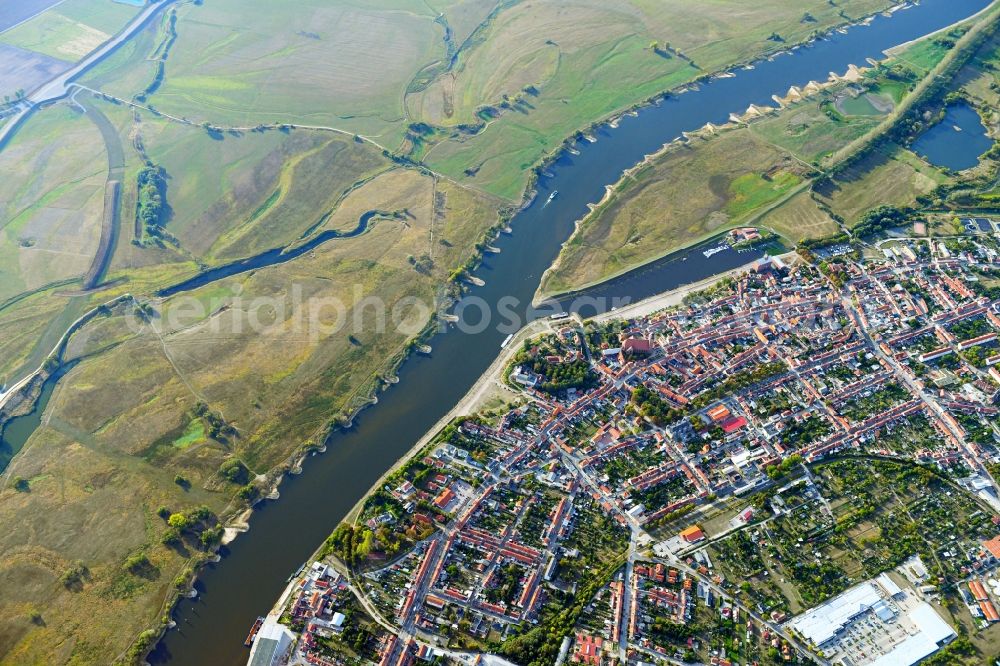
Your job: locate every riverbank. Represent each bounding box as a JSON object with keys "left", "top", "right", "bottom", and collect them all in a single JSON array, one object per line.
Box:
[
  {"left": 535, "top": 215, "right": 776, "bottom": 307},
  {"left": 590, "top": 254, "right": 794, "bottom": 323},
  {"left": 885, "top": 0, "right": 998, "bottom": 56},
  {"left": 341, "top": 316, "right": 552, "bottom": 528}
]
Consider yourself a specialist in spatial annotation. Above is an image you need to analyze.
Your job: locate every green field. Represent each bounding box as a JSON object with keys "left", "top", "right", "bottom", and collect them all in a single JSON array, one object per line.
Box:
[
  {"left": 0, "top": 0, "right": 140, "bottom": 62},
  {"left": 132, "top": 114, "right": 393, "bottom": 262},
  {"left": 756, "top": 188, "right": 841, "bottom": 242},
  {"left": 959, "top": 30, "right": 1000, "bottom": 108},
  {"left": 86, "top": 0, "right": 447, "bottom": 145},
  {"left": 893, "top": 33, "right": 958, "bottom": 74},
  {"left": 837, "top": 92, "right": 888, "bottom": 116},
  {"left": 0, "top": 105, "right": 107, "bottom": 304},
  {"left": 752, "top": 100, "right": 882, "bottom": 164},
  {"left": 0, "top": 105, "right": 112, "bottom": 381}
]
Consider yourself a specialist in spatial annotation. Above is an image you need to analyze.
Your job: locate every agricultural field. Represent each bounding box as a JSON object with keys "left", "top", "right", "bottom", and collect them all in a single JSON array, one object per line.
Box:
[
  {"left": 755, "top": 189, "right": 840, "bottom": 242},
  {"left": 0, "top": 0, "right": 63, "bottom": 33},
  {"left": 0, "top": 105, "right": 107, "bottom": 303},
  {"left": 540, "top": 127, "right": 806, "bottom": 296},
  {"left": 0, "top": 43, "right": 67, "bottom": 98},
  {"left": 0, "top": 0, "right": 140, "bottom": 64}
]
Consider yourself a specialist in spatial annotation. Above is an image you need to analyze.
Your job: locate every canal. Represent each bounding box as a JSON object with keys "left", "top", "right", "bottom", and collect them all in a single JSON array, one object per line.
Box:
[
  {"left": 0, "top": 363, "right": 76, "bottom": 475},
  {"left": 149, "top": 1, "right": 991, "bottom": 663}
]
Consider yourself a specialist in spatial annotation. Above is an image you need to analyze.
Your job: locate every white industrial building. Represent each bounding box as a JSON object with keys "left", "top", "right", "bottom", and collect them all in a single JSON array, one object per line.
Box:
[
  {"left": 787, "top": 573, "right": 955, "bottom": 666},
  {"left": 247, "top": 618, "right": 296, "bottom": 666}
]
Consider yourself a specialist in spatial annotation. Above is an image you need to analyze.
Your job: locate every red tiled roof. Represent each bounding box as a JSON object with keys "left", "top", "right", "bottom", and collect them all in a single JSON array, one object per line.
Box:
[{"left": 721, "top": 416, "right": 747, "bottom": 434}]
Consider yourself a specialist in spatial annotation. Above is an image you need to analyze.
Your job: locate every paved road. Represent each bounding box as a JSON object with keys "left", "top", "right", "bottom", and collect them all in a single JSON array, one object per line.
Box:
[
  {"left": 0, "top": 371, "right": 38, "bottom": 411},
  {"left": 0, "top": 0, "right": 176, "bottom": 149},
  {"left": 0, "top": 293, "right": 134, "bottom": 415}
]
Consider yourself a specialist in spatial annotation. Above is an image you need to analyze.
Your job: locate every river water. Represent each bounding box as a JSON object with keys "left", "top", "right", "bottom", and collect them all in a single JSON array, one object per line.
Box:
[{"left": 149, "top": 1, "right": 990, "bottom": 663}]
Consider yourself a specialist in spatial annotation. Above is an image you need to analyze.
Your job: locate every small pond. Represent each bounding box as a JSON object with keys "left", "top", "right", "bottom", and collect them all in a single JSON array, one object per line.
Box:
[{"left": 911, "top": 102, "right": 993, "bottom": 171}]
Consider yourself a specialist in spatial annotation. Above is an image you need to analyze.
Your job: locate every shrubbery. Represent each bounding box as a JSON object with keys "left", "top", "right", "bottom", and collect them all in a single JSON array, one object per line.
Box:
[{"left": 136, "top": 166, "right": 167, "bottom": 238}]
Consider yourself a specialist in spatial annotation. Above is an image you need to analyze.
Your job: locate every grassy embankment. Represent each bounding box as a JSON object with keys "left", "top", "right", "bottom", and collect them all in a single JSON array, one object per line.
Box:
[
  {"left": 538, "top": 128, "right": 813, "bottom": 294},
  {"left": 417, "top": 0, "right": 898, "bottom": 200}
]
